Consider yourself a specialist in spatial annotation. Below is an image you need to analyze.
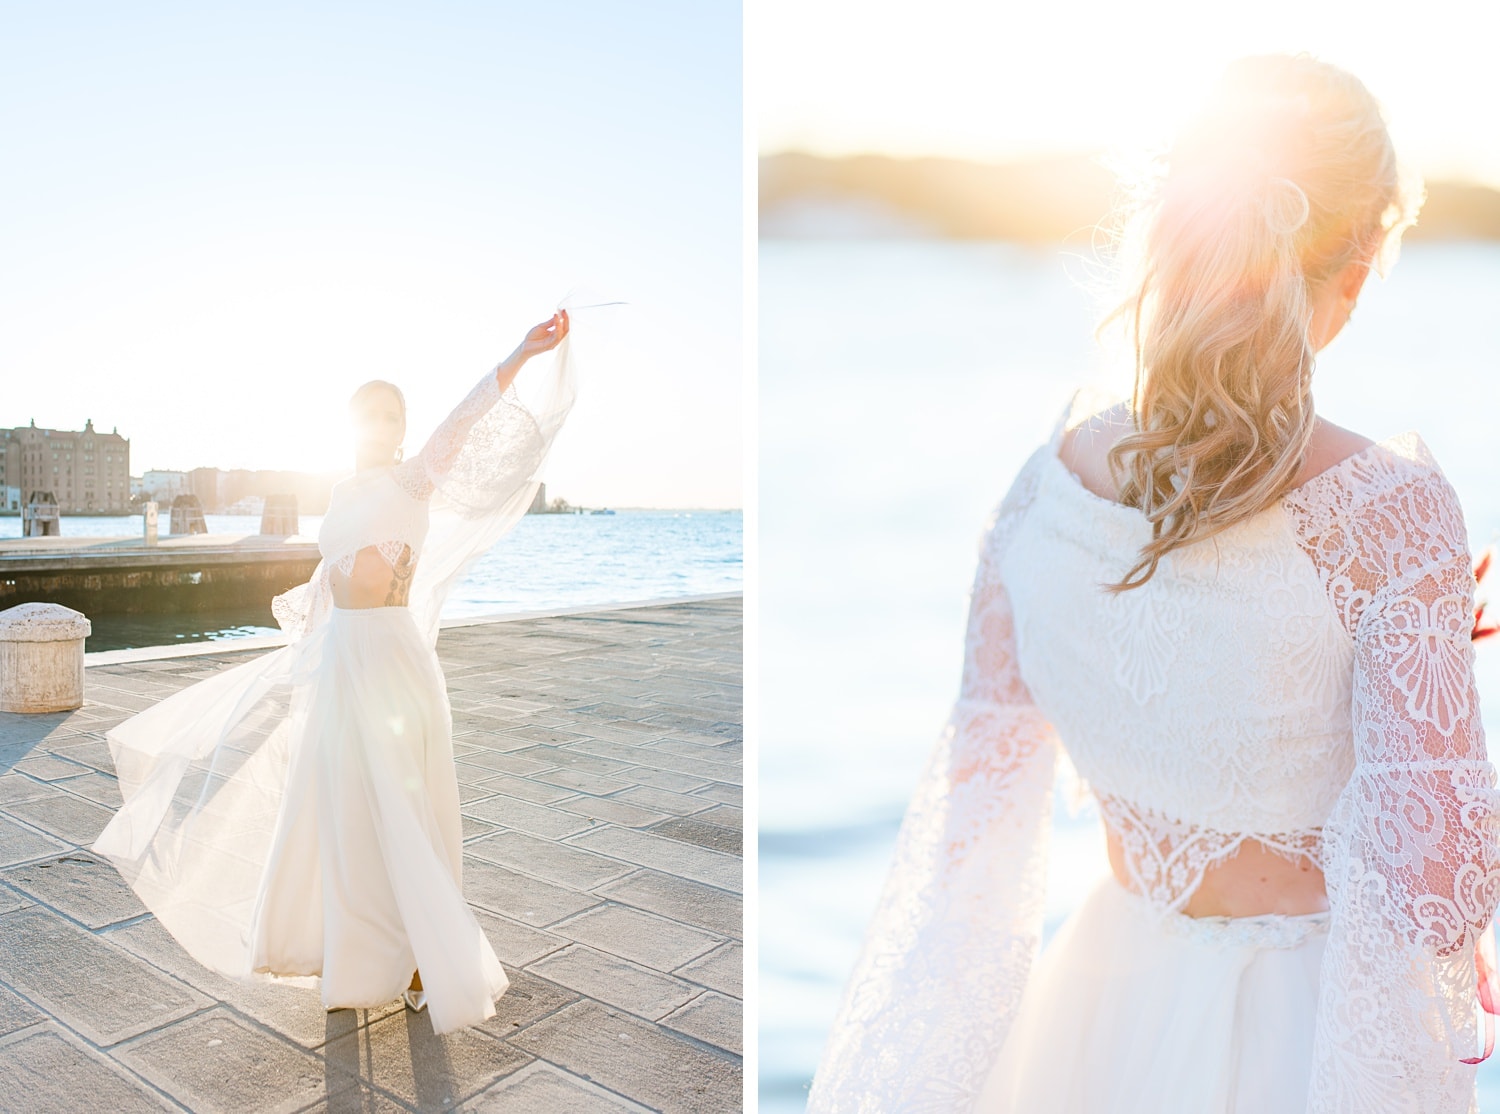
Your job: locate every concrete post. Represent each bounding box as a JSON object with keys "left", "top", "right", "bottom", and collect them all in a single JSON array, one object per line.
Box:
[
  {"left": 0, "top": 603, "right": 92, "bottom": 713},
  {"left": 144, "top": 501, "right": 159, "bottom": 546}
]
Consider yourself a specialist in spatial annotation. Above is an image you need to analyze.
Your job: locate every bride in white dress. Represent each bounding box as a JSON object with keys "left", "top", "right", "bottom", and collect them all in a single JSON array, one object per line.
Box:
[
  {"left": 805, "top": 56, "right": 1500, "bottom": 1113},
  {"left": 92, "top": 303, "right": 584, "bottom": 1036}
]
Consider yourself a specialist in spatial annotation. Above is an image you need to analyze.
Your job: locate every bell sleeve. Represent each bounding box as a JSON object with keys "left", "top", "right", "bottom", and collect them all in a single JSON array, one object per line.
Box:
[
  {"left": 1307, "top": 463, "right": 1500, "bottom": 1113},
  {"left": 805, "top": 453, "right": 1062, "bottom": 1113}
]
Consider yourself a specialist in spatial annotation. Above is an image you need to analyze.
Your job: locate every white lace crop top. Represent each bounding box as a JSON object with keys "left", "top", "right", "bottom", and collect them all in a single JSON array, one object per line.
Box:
[
  {"left": 807, "top": 412, "right": 1500, "bottom": 1114},
  {"left": 316, "top": 367, "right": 503, "bottom": 579}
]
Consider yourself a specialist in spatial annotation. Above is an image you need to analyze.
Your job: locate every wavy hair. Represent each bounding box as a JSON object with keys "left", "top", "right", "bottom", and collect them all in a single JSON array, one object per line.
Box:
[{"left": 1098, "top": 54, "right": 1422, "bottom": 592}]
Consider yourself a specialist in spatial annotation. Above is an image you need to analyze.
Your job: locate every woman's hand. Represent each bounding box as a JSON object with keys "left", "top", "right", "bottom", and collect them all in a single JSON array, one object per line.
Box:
[{"left": 514, "top": 310, "right": 570, "bottom": 363}]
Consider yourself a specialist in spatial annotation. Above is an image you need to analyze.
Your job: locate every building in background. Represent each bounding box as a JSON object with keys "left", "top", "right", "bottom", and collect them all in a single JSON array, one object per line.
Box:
[
  {"left": 0, "top": 419, "right": 131, "bottom": 514},
  {"left": 137, "top": 470, "right": 192, "bottom": 506}
]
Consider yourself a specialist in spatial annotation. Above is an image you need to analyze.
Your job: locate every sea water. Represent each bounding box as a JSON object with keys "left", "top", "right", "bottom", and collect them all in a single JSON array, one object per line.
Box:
[
  {"left": 759, "top": 238, "right": 1500, "bottom": 1110},
  {"left": 0, "top": 509, "right": 741, "bottom": 651}
]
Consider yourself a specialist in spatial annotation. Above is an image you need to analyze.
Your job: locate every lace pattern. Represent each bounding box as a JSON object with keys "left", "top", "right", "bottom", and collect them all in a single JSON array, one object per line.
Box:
[
  {"left": 1095, "top": 791, "right": 1324, "bottom": 914},
  {"left": 805, "top": 448, "right": 1061, "bottom": 1113},
  {"left": 1284, "top": 441, "right": 1500, "bottom": 1111},
  {"left": 808, "top": 408, "right": 1500, "bottom": 1113}
]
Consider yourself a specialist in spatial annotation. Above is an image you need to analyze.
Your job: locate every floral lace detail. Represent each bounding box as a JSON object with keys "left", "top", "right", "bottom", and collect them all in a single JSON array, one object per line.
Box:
[
  {"left": 1095, "top": 791, "right": 1324, "bottom": 914},
  {"left": 391, "top": 369, "right": 503, "bottom": 502},
  {"left": 329, "top": 540, "right": 411, "bottom": 578},
  {"left": 805, "top": 448, "right": 1061, "bottom": 1113},
  {"left": 808, "top": 414, "right": 1500, "bottom": 1114},
  {"left": 1283, "top": 437, "right": 1500, "bottom": 1112}
]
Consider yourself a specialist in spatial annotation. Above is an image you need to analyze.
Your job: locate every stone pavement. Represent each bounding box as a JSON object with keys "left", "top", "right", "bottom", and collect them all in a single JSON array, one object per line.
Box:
[{"left": 0, "top": 596, "right": 743, "bottom": 1113}]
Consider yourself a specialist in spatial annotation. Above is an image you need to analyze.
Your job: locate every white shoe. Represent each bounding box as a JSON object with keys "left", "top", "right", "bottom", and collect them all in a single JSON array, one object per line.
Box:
[{"left": 403, "top": 987, "right": 427, "bottom": 1012}]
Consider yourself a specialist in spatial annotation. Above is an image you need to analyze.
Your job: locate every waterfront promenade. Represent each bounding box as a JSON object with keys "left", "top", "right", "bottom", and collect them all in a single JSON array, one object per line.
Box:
[{"left": 0, "top": 596, "right": 743, "bottom": 1112}]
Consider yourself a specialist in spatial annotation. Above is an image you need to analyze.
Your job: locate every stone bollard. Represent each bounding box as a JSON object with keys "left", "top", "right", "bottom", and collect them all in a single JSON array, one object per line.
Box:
[{"left": 0, "top": 603, "right": 92, "bottom": 713}]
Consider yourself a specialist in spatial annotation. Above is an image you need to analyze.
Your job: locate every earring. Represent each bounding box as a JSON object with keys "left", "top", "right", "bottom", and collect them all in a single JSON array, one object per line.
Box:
[{"left": 394, "top": 446, "right": 404, "bottom": 463}]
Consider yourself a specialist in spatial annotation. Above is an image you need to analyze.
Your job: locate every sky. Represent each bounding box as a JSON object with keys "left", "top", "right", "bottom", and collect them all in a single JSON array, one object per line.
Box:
[
  {"left": 755, "top": 0, "right": 1500, "bottom": 190},
  {"left": 1, "top": 1, "right": 742, "bottom": 509}
]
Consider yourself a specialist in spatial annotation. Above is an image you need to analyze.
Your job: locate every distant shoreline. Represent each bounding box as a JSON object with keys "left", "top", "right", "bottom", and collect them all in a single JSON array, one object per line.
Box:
[{"left": 761, "top": 150, "right": 1500, "bottom": 242}]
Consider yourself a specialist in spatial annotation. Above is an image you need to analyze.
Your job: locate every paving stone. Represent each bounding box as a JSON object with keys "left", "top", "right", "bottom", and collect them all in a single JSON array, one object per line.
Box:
[
  {"left": 295, "top": 1080, "right": 410, "bottom": 1112},
  {"left": 611, "top": 784, "right": 715, "bottom": 817},
  {"left": 673, "top": 942, "right": 742, "bottom": 998},
  {"left": 455, "top": 730, "right": 545, "bottom": 754},
  {"left": 322, "top": 1008, "right": 530, "bottom": 1109},
  {"left": 0, "top": 598, "right": 740, "bottom": 1113},
  {"left": 648, "top": 815, "right": 742, "bottom": 856},
  {"left": 2, "top": 792, "right": 115, "bottom": 845},
  {"left": 691, "top": 782, "right": 741, "bottom": 807},
  {"left": 455, "top": 749, "right": 558, "bottom": 778},
  {"left": 52, "top": 769, "right": 124, "bottom": 808},
  {"left": 0, "top": 1025, "right": 173, "bottom": 1112},
  {"left": 0, "top": 712, "right": 70, "bottom": 748},
  {"left": 457, "top": 782, "right": 497, "bottom": 805},
  {"left": 532, "top": 766, "right": 636, "bottom": 797},
  {"left": 567, "top": 827, "right": 741, "bottom": 893},
  {"left": 466, "top": 830, "right": 633, "bottom": 890},
  {"left": 464, "top": 794, "right": 595, "bottom": 840},
  {"left": 2, "top": 851, "right": 146, "bottom": 928},
  {"left": 479, "top": 968, "right": 578, "bottom": 1039},
  {"left": 117, "top": 1007, "right": 341, "bottom": 1113},
  {"left": 473, "top": 907, "right": 569, "bottom": 967},
  {"left": 697, "top": 803, "right": 742, "bottom": 830},
  {"left": 621, "top": 767, "right": 711, "bottom": 794},
  {"left": 10, "top": 753, "right": 96, "bottom": 782},
  {"left": 461, "top": 814, "right": 499, "bottom": 842},
  {"left": 0, "top": 906, "right": 210, "bottom": 1046},
  {"left": 0, "top": 982, "right": 45, "bottom": 1037},
  {"left": 660, "top": 991, "right": 741, "bottom": 1054},
  {"left": 461, "top": 1060, "right": 656, "bottom": 1112},
  {"left": 104, "top": 916, "right": 400, "bottom": 1050},
  {"left": 509, "top": 998, "right": 740, "bottom": 1114},
  {"left": 48, "top": 735, "right": 118, "bottom": 773},
  {"left": 0, "top": 814, "right": 69, "bottom": 868},
  {"left": 551, "top": 904, "right": 721, "bottom": 971},
  {"left": 0, "top": 884, "right": 33, "bottom": 916},
  {"left": 527, "top": 944, "right": 697, "bottom": 1020},
  {"left": 552, "top": 794, "right": 670, "bottom": 829},
  {"left": 461, "top": 856, "right": 601, "bottom": 926},
  {"left": 530, "top": 748, "right": 636, "bottom": 778},
  {"left": 649, "top": 738, "right": 741, "bottom": 763},
  {"left": 0, "top": 772, "right": 56, "bottom": 805},
  {"left": 594, "top": 871, "right": 741, "bottom": 938},
  {"left": 472, "top": 772, "right": 574, "bottom": 804}
]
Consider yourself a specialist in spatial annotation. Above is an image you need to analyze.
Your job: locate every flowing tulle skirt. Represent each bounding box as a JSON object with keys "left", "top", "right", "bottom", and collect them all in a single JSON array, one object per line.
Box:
[
  {"left": 976, "top": 875, "right": 1329, "bottom": 1114},
  {"left": 93, "top": 605, "right": 508, "bottom": 1035}
]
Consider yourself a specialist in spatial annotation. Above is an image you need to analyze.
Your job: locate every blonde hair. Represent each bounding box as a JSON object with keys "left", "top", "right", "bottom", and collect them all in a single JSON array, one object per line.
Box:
[{"left": 1099, "top": 54, "right": 1422, "bottom": 592}]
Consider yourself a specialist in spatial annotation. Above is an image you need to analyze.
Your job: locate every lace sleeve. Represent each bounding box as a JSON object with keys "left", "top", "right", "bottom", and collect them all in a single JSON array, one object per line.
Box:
[
  {"left": 391, "top": 367, "right": 504, "bottom": 501},
  {"left": 805, "top": 451, "right": 1061, "bottom": 1112},
  {"left": 1307, "top": 458, "right": 1500, "bottom": 1113}
]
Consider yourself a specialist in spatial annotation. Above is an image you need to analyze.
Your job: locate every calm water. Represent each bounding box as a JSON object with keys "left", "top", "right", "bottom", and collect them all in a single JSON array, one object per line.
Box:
[
  {"left": 759, "top": 239, "right": 1500, "bottom": 1110},
  {"left": 0, "top": 510, "right": 741, "bottom": 651}
]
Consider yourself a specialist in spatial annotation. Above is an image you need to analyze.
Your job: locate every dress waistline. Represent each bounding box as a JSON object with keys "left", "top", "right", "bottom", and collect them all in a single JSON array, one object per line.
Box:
[{"left": 1111, "top": 875, "right": 1330, "bottom": 951}]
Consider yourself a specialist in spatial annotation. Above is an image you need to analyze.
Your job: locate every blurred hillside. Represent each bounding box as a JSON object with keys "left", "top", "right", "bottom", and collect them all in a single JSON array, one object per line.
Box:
[{"left": 760, "top": 151, "right": 1500, "bottom": 242}]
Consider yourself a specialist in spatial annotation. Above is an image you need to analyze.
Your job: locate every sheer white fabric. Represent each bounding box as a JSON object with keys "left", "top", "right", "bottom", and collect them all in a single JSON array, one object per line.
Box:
[
  {"left": 93, "top": 297, "right": 599, "bottom": 1035},
  {"left": 806, "top": 401, "right": 1500, "bottom": 1112}
]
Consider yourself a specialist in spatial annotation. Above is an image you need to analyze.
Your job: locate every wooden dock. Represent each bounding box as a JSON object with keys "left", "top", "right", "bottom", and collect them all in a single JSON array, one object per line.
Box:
[{"left": 0, "top": 534, "right": 321, "bottom": 615}]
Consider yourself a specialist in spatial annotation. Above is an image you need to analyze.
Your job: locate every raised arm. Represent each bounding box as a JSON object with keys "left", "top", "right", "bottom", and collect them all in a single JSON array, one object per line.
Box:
[
  {"left": 806, "top": 448, "right": 1062, "bottom": 1112},
  {"left": 392, "top": 310, "right": 570, "bottom": 501},
  {"left": 1306, "top": 459, "right": 1500, "bottom": 1112}
]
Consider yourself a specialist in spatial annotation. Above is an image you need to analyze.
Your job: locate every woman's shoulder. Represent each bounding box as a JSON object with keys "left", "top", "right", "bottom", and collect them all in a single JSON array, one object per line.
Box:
[
  {"left": 1284, "top": 422, "right": 1472, "bottom": 588},
  {"left": 1290, "top": 418, "right": 1452, "bottom": 505}
]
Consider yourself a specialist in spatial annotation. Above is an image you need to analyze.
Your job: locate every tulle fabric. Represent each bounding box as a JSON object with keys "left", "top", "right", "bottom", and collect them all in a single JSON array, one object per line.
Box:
[
  {"left": 92, "top": 296, "right": 607, "bottom": 1034},
  {"left": 976, "top": 875, "right": 1331, "bottom": 1114}
]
